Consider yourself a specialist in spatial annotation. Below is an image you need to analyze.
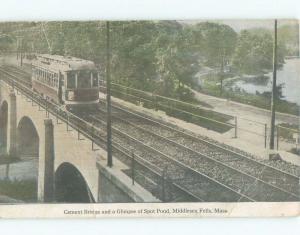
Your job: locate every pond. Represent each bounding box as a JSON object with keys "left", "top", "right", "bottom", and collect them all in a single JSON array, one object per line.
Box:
[
  {"left": 230, "top": 58, "right": 300, "bottom": 105},
  {"left": 0, "top": 158, "right": 38, "bottom": 181}
]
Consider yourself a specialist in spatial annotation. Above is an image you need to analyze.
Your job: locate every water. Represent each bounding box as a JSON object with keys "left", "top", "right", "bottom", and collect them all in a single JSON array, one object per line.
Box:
[
  {"left": 0, "top": 158, "right": 38, "bottom": 181},
  {"left": 231, "top": 58, "right": 300, "bottom": 105}
]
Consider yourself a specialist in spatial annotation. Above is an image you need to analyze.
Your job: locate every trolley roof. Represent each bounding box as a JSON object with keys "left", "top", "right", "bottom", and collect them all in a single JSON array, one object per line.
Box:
[{"left": 33, "top": 54, "right": 98, "bottom": 72}]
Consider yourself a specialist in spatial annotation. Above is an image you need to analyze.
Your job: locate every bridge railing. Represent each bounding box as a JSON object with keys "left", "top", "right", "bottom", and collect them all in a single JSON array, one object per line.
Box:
[
  {"left": 1, "top": 73, "right": 185, "bottom": 202},
  {"left": 1, "top": 71, "right": 104, "bottom": 149}
]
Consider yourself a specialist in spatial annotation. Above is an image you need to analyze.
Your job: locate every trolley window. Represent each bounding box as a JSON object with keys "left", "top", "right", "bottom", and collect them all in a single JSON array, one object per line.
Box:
[
  {"left": 60, "top": 73, "right": 65, "bottom": 86},
  {"left": 67, "top": 71, "right": 76, "bottom": 89},
  {"left": 77, "top": 70, "right": 91, "bottom": 88},
  {"left": 54, "top": 74, "right": 58, "bottom": 87}
]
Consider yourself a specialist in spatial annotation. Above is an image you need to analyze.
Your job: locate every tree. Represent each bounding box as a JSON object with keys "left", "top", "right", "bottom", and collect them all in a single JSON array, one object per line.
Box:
[
  {"left": 0, "top": 35, "right": 13, "bottom": 53},
  {"left": 278, "top": 23, "right": 299, "bottom": 56},
  {"left": 194, "top": 22, "right": 237, "bottom": 67},
  {"left": 109, "top": 21, "right": 158, "bottom": 91},
  {"left": 155, "top": 23, "right": 199, "bottom": 98},
  {"left": 232, "top": 29, "right": 286, "bottom": 75},
  {"left": 193, "top": 22, "right": 237, "bottom": 94}
]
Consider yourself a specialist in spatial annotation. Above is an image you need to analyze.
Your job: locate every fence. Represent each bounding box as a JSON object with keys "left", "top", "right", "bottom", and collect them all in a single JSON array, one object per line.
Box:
[
  {"left": 100, "top": 80, "right": 300, "bottom": 154},
  {"left": 100, "top": 81, "right": 236, "bottom": 134},
  {"left": 1, "top": 73, "right": 193, "bottom": 202}
]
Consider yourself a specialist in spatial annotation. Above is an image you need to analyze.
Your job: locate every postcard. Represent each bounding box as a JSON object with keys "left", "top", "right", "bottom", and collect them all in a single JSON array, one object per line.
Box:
[{"left": 0, "top": 19, "right": 299, "bottom": 218}]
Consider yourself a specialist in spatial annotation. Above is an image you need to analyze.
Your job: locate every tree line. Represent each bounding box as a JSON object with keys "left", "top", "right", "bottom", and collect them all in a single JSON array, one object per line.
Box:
[{"left": 0, "top": 20, "right": 297, "bottom": 100}]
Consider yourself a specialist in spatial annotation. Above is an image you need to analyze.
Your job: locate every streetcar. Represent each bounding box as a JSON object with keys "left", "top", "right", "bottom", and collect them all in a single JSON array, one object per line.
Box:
[{"left": 31, "top": 54, "right": 100, "bottom": 109}]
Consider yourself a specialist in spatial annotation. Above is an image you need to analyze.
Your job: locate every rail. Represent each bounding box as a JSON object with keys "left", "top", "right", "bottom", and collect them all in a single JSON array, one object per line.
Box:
[
  {"left": 101, "top": 99, "right": 300, "bottom": 180},
  {"left": 95, "top": 104, "right": 300, "bottom": 200},
  {"left": 0, "top": 69, "right": 206, "bottom": 202},
  {"left": 2, "top": 65, "right": 299, "bottom": 151},
  {"left": 2, "top": 68, "right": 298, "bottom": 201},
  {"left": 99, "top": 82, "right": 236, "bottom": 135},
  {"left": 90, "top": 114, "right": 255, "bottom": 202},
  {"left": 99, "top": 81, "right": 300, "bottom": 151}
]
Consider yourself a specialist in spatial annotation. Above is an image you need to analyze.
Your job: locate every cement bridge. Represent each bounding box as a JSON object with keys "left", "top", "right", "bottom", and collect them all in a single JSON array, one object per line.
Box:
[
  {"left": 0, "top": 79, "right": 157, "bottom": 203},
  {"left": 1, "top": 66, "right": 299, "bottom": 203}
]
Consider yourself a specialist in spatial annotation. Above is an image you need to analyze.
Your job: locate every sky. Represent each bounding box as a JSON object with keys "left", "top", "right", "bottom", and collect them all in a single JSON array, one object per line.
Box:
[{"left": 180, "top": 19, "right": 299, "bottom": 32}]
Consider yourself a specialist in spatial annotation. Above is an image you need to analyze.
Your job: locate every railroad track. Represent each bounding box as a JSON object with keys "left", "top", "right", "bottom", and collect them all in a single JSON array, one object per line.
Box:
[
  {"left": 0, "top": 65, "right": 32, "bottom": 87},
  {"left": 78, "top": 124, "right": 205, "bottom": 202},
  {"left": 91, "top": 100, "right": 300, "bottom": 201},
  {"left": 0, "top": 65, "right": 229, "bottom": 202},
  {"left": 81, "top": 112, "right": 254, "bottom": 202},
  {"left": 108, "top": 101, "right": 300, "bottom": 176},
  {"left": 2, "top": 65, "right": 300, "bottom": 202},
  {"left": 108, "top": 103, "right": 300, "bottom": 187}
]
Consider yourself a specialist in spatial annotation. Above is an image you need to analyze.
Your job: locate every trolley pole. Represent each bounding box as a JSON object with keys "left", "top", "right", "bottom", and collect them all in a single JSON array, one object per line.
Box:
[
  {"left": 220, "top": 52, "right": 224, "bottom": 96},
  {"left": 19, "top": 37, "right": 23, "bottom": 67},
  {"left": 106, "top": 21, "right": 113, "bottom": 168},
  {"left": 269, "top": 19, "right": 278, "bottom": 151},
  {"left": 264, "top": 123, "right": 267, "bottom": 148},
  {"left": 16, "top": 38, "right": 19, "bottom": 60},
  {"left": 16, "top": 36, "right": 23, "bottom": 62}
]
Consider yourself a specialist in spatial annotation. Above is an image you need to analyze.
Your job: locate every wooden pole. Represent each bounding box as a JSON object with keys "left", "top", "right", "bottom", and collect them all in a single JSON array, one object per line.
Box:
[
  {"left": 16, "top": 38, "right": 19, "bottom": 60},
  {"left": 20, "top": 37, "right": 23, "bottom": 67},
  {"left": 269, "top": 19, "right": 278, "bottom": 150},
  {"left": 106, "top": 21, "right": 113, "bottom": 167}
]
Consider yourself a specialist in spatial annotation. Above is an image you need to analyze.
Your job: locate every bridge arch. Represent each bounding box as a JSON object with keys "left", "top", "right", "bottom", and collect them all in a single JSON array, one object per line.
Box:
[
  {"left": 55, "top": 162, "right": 94, "bottom": 203},
  {"left": 17, "top": 116, "right": 39, "bottom": 158},
  {"left": 0, "top": 101, "right": 8, "bottom": 154}
]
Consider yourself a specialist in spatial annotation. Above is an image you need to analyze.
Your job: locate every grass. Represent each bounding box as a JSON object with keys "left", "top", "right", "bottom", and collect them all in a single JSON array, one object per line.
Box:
[
  {"left": 0, "top": 154, "right": 36, "bottom": 202},
  {"left": 155, "top": 101, "right": 233, "bottom": 133},
  {"left": 0, "top": 179, "right": 37, "bottom": 202},
  {"left": 110, "top": 84, "right": 233, "bottom": 133}
]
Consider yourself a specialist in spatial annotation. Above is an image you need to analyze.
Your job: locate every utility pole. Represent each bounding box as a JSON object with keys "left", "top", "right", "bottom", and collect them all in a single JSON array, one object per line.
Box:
[
  {"left": 20, "top": 37, "right": 23, "bottom": 67},
  {"left": 16, "top": 38, "right": 19, "bottom": 60},
  {"left": 106, "top": 21, "right": 113, "bottom": 167},
  {"left": 16, "top": 36, "right": 24, "bottom": 66},
  {"left": 269, "top": 19, "right": 278, "bottom": 151},
  {"left": 220, "top": 53, "right": 224, "bottom": 96}
]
